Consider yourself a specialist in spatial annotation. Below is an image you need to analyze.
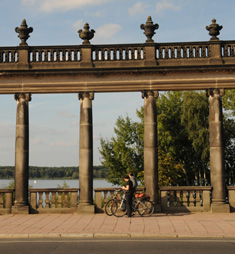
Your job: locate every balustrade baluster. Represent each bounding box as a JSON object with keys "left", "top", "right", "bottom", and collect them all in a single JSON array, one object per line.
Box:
[
  {"left": 57, "top": 191, "right": 62, "bottom": 208},
  {"left": 0, "top": 193, "right": 4, "bottom": 208},
  {"left": 108, "top": 191, "right": 112, "bottom": 199},
  {"left": 195, "top": 190, "right": 201, "bottom": 207},
  {"left": 165, "top": 47, "right": 169, "bottom": 59},
  {"left": 231, "top": 45, "right": 235, "bottom": 56},
  {"left": 170, "top": 47, "right": 174, "bottom": 58},
  {"left": 177, "top": 47, "right": 181, "bottom": 59},
  {"left": 113, "top": 48, "right": 117, "bottom": 60},
  {"left": 176, "top": 190, "right": 181, "bottom": 206},
  {"left": 5, "top": 51, "right": 9, "bottom": 62},
  {"left": 45, "top": 192, "right": 50, "bottom": 208},
  {"left": 51, "top": 192, "right": 56, "bottom": 208},
  {"left": 188, "top": 191, "right": 195, "bottom": 207},
  {"left": 182, "top": 191, "right": 188, "bottom": 207},
  {"left": 38, "top": 192, "right": 43, "bottom": 208},
  {"left": 169, "top": 190, "right": 174, "bottom": 207},
  {"left": 64, "top": 191, "right": 69, "bottom": 208},
  {"left": 67, "top": 50, "right": 71, "bottom": 61},
  {"left": 201, "top": 46, "right": 206, "bottom": 57},
  {"left": 38, "top": 50, "right": 42, "bottom": 62},
  {"left": 195, "top": 46, "right": 199, "bottom": 57},
  {"left": 103, "top": 191, "right": 108, "bottom": 204},
  {"left": 131, "top": 48, "right": 134, "bottom": 60},
  {"left": 158, "top": 48, "right": 162, "bottom": 59},
  {"left": 43, "top": 50, "right": 48, "bottom": 62}
]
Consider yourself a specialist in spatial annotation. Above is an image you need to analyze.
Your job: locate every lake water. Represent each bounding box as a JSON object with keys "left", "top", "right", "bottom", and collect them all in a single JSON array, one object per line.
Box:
[{"left": 0, "top": 179, "right": 118, "bottom": 189}]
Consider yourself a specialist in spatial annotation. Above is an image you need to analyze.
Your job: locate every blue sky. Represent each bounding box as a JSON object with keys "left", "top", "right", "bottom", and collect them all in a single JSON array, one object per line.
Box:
[{"left": 0, "top": 0, "right": 234, "bottom": 166}]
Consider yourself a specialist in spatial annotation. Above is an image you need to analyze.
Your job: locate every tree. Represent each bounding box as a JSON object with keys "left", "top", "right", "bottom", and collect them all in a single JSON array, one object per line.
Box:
[
  {"left": 99, "top": 91, "right": 235, "bottom": 187},
  {"left": 99, "top": 115, "right": 143, "bottom": 186}
]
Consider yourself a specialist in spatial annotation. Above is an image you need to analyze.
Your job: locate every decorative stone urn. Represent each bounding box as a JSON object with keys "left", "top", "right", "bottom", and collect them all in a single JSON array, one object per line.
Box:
[
  {"left": 206, "top": 18, "right": 223, "bottom": 41},
  {"left": 78, "top": 23, "right": 95, "bottom": 45},
  {"left": 15, "top": 19, "right": 33, "bottom": 46},
  {"left": 140, "top": 16, "right": 159, "bottom": 43}
]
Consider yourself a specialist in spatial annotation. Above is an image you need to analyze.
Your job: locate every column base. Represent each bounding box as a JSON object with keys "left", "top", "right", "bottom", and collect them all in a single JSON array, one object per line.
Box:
[
  {"left": 77, "top": 204, "right": 95, "bottom": 214},
  {"left": 11, "top": 205, "right": 29, "bottom": 214},
  {"left": 211, "top": 203, "right": 230, "bottom": 213}
]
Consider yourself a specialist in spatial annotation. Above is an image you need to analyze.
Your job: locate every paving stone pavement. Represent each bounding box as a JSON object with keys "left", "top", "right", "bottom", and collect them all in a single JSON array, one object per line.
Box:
[{"left": 0, "top": 213, "right": 235, "bottom": 238}]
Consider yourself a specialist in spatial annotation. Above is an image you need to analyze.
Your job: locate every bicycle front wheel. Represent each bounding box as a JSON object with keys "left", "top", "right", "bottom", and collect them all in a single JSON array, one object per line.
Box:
[
  {"left": 105, "top": 199, "right": 115, "bottom": 216},
  {"left": 137, "top": 200, "right": 154, "bottom": 217},
  {"left": 111, "top": 199, "right": 127, "bottom": 217}
]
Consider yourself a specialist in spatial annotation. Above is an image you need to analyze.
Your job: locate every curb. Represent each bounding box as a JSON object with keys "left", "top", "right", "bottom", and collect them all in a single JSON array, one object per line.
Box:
[{"left": 0, "top": 233, "right": 235, "bottom": 239}]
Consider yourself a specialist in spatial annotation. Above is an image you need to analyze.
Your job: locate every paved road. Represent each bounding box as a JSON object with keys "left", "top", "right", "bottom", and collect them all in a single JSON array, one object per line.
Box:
[{"left": 0, "top": 238, "right": 235, "bottom": 254}]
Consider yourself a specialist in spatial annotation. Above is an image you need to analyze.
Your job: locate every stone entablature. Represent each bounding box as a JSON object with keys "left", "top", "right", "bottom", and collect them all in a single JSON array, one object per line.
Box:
[{"left": 0, "top": 19, "right": 235, "bottom": 93}]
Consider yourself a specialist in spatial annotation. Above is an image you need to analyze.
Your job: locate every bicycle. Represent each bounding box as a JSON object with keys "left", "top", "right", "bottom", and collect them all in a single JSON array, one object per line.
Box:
[
  {"left": 111, "top": 192, "right": 154, "bottom": 217},
  {"left": 104, "top": 189, "right": 124, "bottom": 216}
]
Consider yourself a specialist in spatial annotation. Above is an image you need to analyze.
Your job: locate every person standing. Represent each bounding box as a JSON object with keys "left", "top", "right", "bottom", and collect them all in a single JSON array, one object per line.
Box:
[
  {"left": 129, "top": 171, "right": 138, "bottom": 193},
  {"left": 122, "top": 175, "right": 134, "bottom": 217}
]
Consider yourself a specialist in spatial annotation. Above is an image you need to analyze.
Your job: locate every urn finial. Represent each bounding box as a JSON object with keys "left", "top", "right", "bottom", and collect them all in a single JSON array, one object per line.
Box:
[
  {"left": 206, "top": 18, "right": 223, "bottom": 41},
  {"left": 140, "top": 16, "right": 159, "bottom": 43},
  {"left": 15, "top": 19, "right": 33, "bottom": 46},
  {"left": 78, "top": 23, "right": 95, "bottom": 45}
]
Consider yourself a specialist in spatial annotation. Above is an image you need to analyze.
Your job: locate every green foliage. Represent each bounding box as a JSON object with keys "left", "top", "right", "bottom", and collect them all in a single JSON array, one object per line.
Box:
[
  {"left": 223, "top": 89, "right": 235, "bottom": 115},
  {"left": 99, "top": 115, "right": 143, "bottom": 186}
]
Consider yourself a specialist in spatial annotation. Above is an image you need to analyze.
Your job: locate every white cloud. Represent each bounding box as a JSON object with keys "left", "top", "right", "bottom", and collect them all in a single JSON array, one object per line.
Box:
[
  {"left": 49, "top": 141, "right": 77, "bottom": 147},
  {"left": 85, "top": 10, "right": 104, "bottom": 17},
  {"left": 21, "top": 0, "right": 36, "bottom": 5},
  {"left": 31, "top": 137, "right": 42, "bottom": 145},
  {"left": 58, "top": 110, "right": 76, "bottom": 118},
  {"left": 72, "top": 19, "right": 84, "bottom": 31},
  {"left": 71, "top": 120, "right": 79, "bottom": 127},
  {"left": 128, "top": 2, "right": 150, "bottom": 16},
  {"left": 156, "top": 0, "right": 181, "bottom": 14},
  {"left": 95, "top": 23, "right": 121, "bottom": 42},
  {"left": 21, "top": 0, "right": 113, "bottom": 13}
]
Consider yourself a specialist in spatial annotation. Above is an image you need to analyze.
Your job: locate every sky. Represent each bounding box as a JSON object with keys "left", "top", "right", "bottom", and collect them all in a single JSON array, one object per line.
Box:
[{"left": 0, "top": 0, "right": 234, "bottom": 167}]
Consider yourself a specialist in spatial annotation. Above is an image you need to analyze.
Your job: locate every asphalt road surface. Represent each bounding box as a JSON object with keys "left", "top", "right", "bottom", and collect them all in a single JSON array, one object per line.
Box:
[{"left": 0, "top": 238, "right": 235, "bottom": 254}]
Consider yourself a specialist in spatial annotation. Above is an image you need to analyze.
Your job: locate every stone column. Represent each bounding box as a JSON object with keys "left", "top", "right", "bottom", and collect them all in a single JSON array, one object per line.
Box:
[
  {"left": 12, "top": 93, "right": 31, "bottom": 214},
  {"left": 142, "top": 90, "right": 159, "bottom": 209},
  {"left": 208, "top": 88, "right": 230, "bottom": 213},
  {"left": 77, "top": 92, "right": 94, "bottom": 213}
]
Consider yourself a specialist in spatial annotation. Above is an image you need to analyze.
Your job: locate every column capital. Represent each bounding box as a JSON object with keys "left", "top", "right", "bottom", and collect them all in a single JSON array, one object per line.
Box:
[
  {"left": 207, "top": 88, "right": 225, "bottom": 97},
  {"left": 142, "top": 90, "right": 159, "bottom": 99},
  {"left": 78, "top": 92, "right": 94, "bottom": 101},
  {"left": 14, "top": 93, "right": 31, "bottom": 102}
]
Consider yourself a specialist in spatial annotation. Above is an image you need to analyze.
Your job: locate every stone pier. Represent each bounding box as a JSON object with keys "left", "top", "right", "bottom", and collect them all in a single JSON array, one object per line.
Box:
[
  {"left": 12, "top": 93, "right": 31, "bottom": 214},
  {"left": 77, "top": 92, "right": 95, "bottom": 213},
  {"left": 208, "top": 88, "right": 230, "bottom": 213},
  {"left": 142, "top": 90, "right": 159, "bottom": 210}
]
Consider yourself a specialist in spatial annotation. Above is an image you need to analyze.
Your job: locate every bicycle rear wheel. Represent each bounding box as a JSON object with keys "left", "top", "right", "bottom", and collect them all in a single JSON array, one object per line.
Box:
[
  {"left": 111, "top": 199, "right": 127, "bottom": 217},
  {"left": 137, "top": 200, "right": 154, "bottom": 217},
  {"left": 105, "top": 199, "right": 115, "bottom": 216}
]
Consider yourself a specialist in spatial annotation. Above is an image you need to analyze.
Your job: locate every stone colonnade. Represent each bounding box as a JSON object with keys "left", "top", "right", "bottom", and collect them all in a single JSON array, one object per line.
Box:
[{"left": 12, "top": 88, "right": 230, "bottom": 213}]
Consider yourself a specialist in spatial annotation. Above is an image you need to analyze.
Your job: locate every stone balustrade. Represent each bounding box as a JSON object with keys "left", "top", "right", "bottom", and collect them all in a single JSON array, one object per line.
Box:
[
  {"left": 0, "top": 47, "right": 18, "bottom": 63},
  {"left": 160, "top": 186, "right": 213, "bottom": 212},
  {"left": 1, "top": 186, "right": 235, "bottom": 214},
  {"left": 0, "top": 189, "right": 14, "bottom": 214},
  {"left": 1, "top": 40, "right": 235, "bottom": 70},
  {"left": 29, "top": 46, "right": 81, "bottom": 63},
  {"left": 29, "top": 188, "right": 79, "bottom": 214}
]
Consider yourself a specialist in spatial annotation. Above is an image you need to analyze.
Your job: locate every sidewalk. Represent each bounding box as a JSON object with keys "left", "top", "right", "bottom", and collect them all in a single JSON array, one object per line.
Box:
[{"left": 0, "top": 213, "right": 234, "bottom": 239}]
